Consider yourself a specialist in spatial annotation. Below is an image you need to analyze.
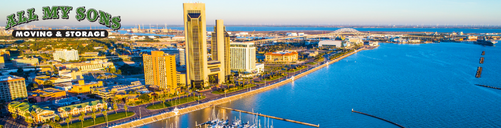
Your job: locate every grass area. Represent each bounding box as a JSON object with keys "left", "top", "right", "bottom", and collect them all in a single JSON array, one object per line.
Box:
[
  {"left": 306, "top": 62, "right": 317, "bottom": 65},
  {"left": 263, "top": 75, "right": 285, "bottom": 81},
  {"left": 126, "top": 94, "right": 189, "bottom": 107},
  {"left": 285, "top": 66, "right": 307, "bottom": 72},
  {"left": 146, "top": 96, "right": 206, "bottom": 110},
  {"left": 62, "top": 111, "right": 135, "bottom": 128},
  {"left": 212, "top": 84, "right": 257, "bottom": 94}
]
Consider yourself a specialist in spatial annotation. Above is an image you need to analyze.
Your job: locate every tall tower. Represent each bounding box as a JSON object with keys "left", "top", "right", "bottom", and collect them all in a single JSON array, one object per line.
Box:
[
  {"left": 184, "top": 3, "right": 208, "bottom": 88},
  {"left": 211, "top": 20, "right": 231, "bottom": 82},
  {"left": 143, "top": 51, "right": 178, "bottom": 94}
]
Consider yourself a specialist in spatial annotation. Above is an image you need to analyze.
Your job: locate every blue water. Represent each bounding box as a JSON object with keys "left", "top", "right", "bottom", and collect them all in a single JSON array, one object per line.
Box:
[
  {"left": 71, "top": 26, "right": 501, "bottom": 33},
  {"left": 141, "top": 43, "right": 501, "bottom": 128}
]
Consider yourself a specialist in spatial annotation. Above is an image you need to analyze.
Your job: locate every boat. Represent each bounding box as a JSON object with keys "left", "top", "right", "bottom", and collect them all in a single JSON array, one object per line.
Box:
[{"left": 475, "top": 37, "right": 497, "bottom": 46}]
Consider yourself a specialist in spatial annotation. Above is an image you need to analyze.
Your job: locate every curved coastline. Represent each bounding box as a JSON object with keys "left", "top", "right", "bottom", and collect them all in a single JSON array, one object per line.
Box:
[{"left": 110, "top": 48, "right": 366, "bottom": 128}]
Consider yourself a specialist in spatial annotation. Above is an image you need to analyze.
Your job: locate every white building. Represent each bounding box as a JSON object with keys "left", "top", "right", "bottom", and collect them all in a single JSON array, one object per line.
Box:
[
  {"left": 318, "top": 40, "right": 343, "bottom": 48},
  {"left": 230, "top": 42, "right": 256, "bottom": 72},
  {"left": 53, "top": 49, "right": 79, "bottom": 61},
  {"left": 286, "top": 32, "right": 298, "bottom": 36}
]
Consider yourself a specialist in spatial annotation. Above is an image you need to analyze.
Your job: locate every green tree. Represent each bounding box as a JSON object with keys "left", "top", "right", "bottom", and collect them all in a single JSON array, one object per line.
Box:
[
  {"left": 65, "top": 117, "right": 70, "bottom": 128},
  {"left": 78, "top": 113, "right": 84, "bottom": 128},
  {"left": 55, "top": 115, "right": 60, "bottom": 122},
  {"left": 113, "top": 102, "right": 118, "bottom": 114},
  {"left": 91, "top": 109, "right": 97, "bottom": 125},
  {"left": 68, "top": 114, "right": 73, "bottom": 124},
  {"left": 102, "top": 110, "right": 108, "bottom": 127},
  {"left": 124, "top": 105, "right": 128, "bottom": 116}
]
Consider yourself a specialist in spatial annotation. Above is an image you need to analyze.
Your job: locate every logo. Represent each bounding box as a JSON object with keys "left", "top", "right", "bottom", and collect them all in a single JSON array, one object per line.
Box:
[{"left": 5, "top": 6, "right": 121, "bottom": 31}]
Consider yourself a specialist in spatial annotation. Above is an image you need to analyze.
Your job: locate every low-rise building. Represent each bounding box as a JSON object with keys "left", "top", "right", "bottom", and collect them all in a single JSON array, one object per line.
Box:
[
  {"left": 57, "top": 100, "right": 107, "bottom": 117},
  {"left": 8, "top": 101, "right": 57, "bottom": 124},
  {"left": 68, "top": 80, "right": 103, "bottom": 94},
  {"left": 13, "top": 58, "right": 39, "bottom": 67},
  {"left": 265, "top": 51, "right": 298, "bottom": 63},
  {"left": 63, "top": 59, "right": 114, "bottom": 71},
  {"left": 28, "top": 88, "right": 67, "bottom": 103},
  {"left": 53, "top": 49, "right": 79, "bottom": 61},
  {"left": 318, "top": 40, "right": 343, "bottom": 48}
]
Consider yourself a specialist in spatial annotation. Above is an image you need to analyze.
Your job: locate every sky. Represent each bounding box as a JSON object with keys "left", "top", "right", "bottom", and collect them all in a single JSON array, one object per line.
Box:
[{"left": 1, "top": 0, "right": 500, "bottom": 27}]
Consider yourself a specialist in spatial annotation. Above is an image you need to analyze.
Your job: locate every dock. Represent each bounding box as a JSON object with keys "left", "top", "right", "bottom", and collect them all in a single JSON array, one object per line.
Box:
[
  {"left": 475, "top": 84, "right": 501, "bottom": 90},
  {"left": 351, "top": 109, "right": 405, "bottom": 128},
  {"left": 475, "top": 67, "right": 483, "bottom": 78},
  {"left": 217, "top": 106, "right": 320, "bottom": 127}
]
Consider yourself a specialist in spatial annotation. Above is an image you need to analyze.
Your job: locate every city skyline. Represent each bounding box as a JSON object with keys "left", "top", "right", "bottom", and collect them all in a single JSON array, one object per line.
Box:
[{"left": 1, "top": 0, "right": 501, "bottom": 27}]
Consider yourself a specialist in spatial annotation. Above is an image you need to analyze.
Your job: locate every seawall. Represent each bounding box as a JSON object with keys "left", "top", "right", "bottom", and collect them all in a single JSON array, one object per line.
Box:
[{"left": 110, "top": 48, "right": 365, "bottom": 128}]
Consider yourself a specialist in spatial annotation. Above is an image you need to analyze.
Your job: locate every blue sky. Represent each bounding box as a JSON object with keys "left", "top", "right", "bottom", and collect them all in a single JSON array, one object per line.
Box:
[{"left": 1, "top": 0, "right": 500, "bottom": 26}]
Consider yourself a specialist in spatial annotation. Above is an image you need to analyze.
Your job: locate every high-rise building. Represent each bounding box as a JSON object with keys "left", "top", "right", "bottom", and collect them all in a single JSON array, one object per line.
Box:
[
  {"left": 184, "top": 3, "right": 208, "bottom": 88},
  {"left": 0, "top": 75, "right": 28, "bottom": 103},
  {"left": 230, "top": 42, "right": 256, "bottom": 72},
  {"left": 160, "top": 48, "right": 186, "bottom": 67},
  {"left": 211, "top": 20, "right": 231, "bottom": 81},
  {"left": 53, "top": 49, "right": 79, "bottom": 61},
  {"left": 143, "top": 51, "right": 178, "bottom": 94}
]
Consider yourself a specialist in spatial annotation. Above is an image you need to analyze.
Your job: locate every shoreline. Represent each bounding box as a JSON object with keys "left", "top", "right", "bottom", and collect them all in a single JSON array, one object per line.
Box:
[{"left": 110, "top": 48, "right": 366, "bottom": 128}]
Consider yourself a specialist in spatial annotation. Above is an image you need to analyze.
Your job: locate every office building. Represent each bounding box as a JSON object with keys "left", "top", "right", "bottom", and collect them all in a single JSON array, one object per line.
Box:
[
  {"left": 211, "top": 19, "right": 231, "bottom": 80},
  {"left": 0, "top": 75, "right": 28, "bottom": 103},
  {"left": 143, "top": 51, "right": 178, "bottom": 93},
  {"left": 184, "top": 3, "right": 209, "bottom": 88},
  {"left": 230, "top": 42, "right": 256, "bottom": 72},
  {"left": 53, "top": 49, "right": 79, "bottom": 61}
]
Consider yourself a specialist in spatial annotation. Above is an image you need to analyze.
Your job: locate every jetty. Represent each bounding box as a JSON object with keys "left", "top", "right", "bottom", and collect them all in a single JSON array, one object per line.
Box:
[
  {"left": 351, "top": 109, "right": 405, "bottom": 128},
  {"left": 217, "top": 106, "right": 319, "bottom": 127},
  {"left": 475, "top": 67, "right": 483, "bottom": 78},
  {"left": 475, "top": 84, "right": 501, "bottom": 90}
]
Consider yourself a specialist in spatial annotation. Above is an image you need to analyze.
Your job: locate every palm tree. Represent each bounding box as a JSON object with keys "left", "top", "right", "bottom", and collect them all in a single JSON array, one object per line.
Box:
[
  {"left": 79, "top": 112, "right": 85, "bottom": 128},
  {"left": 68, "top": 114, "right": 73, "bottom": 124},
  {"left": 102, "top": 110, "right": 108, "bottom": 127},
  {"left": 161, "top": 97, "right": 166, "bottom": 108},
  {"left": 124, "top": 105, "right": 128, "bottom": 117},
  {"left": 65, "top": 117, "right": 70, "bottom": 128},
  {"left": 113, "top": 102, "right": 118, "bottom": 114},
  {"left": 25, "top": 113, "right": 32, "bottom": 128},
  {"left": 91, "top": 108, "right": 97, "bottom": 125}
]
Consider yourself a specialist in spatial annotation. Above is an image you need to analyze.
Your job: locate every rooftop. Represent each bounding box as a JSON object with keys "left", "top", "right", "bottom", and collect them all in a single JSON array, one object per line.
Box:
[{"left": 265, "top": 51, "right": 298, "bottom": 56}]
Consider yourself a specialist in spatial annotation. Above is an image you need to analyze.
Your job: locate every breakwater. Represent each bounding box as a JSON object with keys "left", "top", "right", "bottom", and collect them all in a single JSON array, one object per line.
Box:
[
  {"left": 475, "top": 84, "right": 501, "bottom": 90},
  {"left": 352, "top": 109, "right": 405, "bottom": 128},
  {"left": 109, "top": 49, "right": 365, "bottom": 128}
]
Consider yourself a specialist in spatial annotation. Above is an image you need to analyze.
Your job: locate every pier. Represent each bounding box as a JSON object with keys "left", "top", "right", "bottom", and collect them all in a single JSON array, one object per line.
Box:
[
  {"left": 351, "top": 109, "right": 405, "bottom": 128},
  {"left": 475, "top": 67, "right": 483, "bottom": 78},
  {"left": 475, "top": 84, "right": 501, "bottom": 90},
  {"left": 216, "top": 106, "right": 320, "bottom": 127},
  {"left": 479, "top": 57, "right": 484, "bottom": 64}
]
